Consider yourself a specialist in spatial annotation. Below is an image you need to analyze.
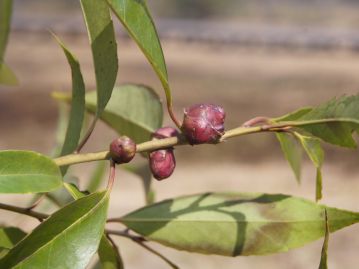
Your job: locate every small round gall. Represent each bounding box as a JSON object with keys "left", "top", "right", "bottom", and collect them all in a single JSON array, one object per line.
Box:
[
  {"left": 109, "top": 136, "right": 136, "bottom": 164},
  {"left": 149, "top": 149, "right": 176, "bottom": 180}
]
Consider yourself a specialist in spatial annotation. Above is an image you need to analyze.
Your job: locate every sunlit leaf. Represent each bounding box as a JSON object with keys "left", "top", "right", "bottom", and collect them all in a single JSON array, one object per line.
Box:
[
  {"left": 80, "top": 0, "right": 118, "bottom": 116},
  {"left": 106, "top": 0, "right": 172, "bottom": 105},
  {"left": 52, "top": 34, "right": 85, "bottom": 175},
  {"left": 277, "top": 95, "right": 359, "bottom": 148},
  {"left": 121, "top": 192, "right": 359, "bottom": 256},
  {"left": 0, "top": 151, "right": 62, "bottom": 193},
  {"left": 276, "top": 133, "right": 302, "bottom": 183},
  {"left": 0, "top": 191, "right": 109, "bottom": 269}
]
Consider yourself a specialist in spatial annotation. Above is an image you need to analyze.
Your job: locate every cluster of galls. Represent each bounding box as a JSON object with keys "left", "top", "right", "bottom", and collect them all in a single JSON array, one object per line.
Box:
[{"left": 109, "top": 104, "right": 225, "bottom": 181}]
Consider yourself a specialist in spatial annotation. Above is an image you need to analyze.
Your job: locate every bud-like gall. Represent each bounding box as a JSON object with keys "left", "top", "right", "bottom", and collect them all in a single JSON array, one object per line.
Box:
[
  {"left": 181, "top": 104, "right": 225, "bottom": 144},
  {"left": 152, "top": 126, "right": 179, "bottom": 139},
  {"left": 149, "top": 149, "right": 176, "bottom": 180},
  {"left": 109, "top": 136, "right": 136, "bottom": 164}
]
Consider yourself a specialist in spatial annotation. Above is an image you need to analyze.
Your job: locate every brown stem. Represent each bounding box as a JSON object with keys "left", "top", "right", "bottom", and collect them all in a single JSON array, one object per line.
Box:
[
  {"left": 107, "top": 229, "right": 179, "bottom": 269},
  {"left": 26, "top": 194, "right": 46, "bottom": 211},
  {"left": 0, "top": 202, "right": 49, "bottom": 222}
]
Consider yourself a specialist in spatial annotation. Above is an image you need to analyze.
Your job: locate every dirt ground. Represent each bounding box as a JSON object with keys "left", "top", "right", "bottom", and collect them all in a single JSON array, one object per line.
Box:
[{"left": 1, "top": 32, "right": 359, "bottom": 268}]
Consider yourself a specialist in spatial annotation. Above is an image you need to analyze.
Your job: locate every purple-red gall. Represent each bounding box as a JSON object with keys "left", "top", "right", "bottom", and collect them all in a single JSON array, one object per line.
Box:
[
  {"left": 149, "top": 149, "right": 176, "bottom": 180},
  {"left": 152, "top": 126, "right": 179, "bottom": 139},
  {"left": 109, "top": 136, "right": 136, "bottom": 164},
  {"left": 181, "top": 104, "right": 225, "bottom": 144}
]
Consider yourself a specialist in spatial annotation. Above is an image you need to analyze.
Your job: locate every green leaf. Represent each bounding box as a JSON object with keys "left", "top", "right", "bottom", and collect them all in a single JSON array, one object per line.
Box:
[
  {"left": 121, "top": 192, "right": 359, "bottom": 256},
  {"left": 0, "top": 227, "right": 26, "bottom": 250},
  {"left": 276, "top": 133, "right": 302, "bottom": 183},
  {"left": 294, "top": 132, "right": 325, "bottom": 201},
  {"left": 0, "top": 151, "right": 62, "bottom": 193},
  {"left": 319, "top": 209, "right": 329, "bottom": 269},
  {"left": 80, "top": 0, "right": 118, "bottom": 116},
  {"left": 106, "top": 0, "right": 172, "bottom": 105},
  {"left": 0, "top": 62, "right": 18, "bottom": 86},
  {"left": 0, "top": 0, "right": 12, "bottom": 62},
  {"left": 52, "top": 34, "right": 85, "bottom": 175},
  {"left": 64, "top": 183, "right": 123, "bottom": 269},
  {"left": 273, "top": 107, "right": 312, "bottom": 122},
  {"left": 55, "top": 84, "right": 163, "bottom": 144},
  {"left": 280, "top": 95, "right": 359, "bottom": 148},
  {"left": 0, "top": 191, "right": 109, "bottom": 269},
  {"left": 98, "top": 236, "right": 124, "bottom": 269}
]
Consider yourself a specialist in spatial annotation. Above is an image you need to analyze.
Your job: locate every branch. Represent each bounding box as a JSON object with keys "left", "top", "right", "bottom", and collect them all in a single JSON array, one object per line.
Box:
[
  {"left": 53, "top": 118, "right": 352, "bottom": 167},
  {"left": 0, "top": 202, "right": 49, "bottom": 221}
]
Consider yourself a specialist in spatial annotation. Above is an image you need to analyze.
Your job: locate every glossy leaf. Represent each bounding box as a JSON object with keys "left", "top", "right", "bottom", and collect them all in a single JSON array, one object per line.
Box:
[
  {"left": 53, "top": 35, "right": 85, "bottom": 175},
  {"left": 276, "top": 133, "right": 302, "bottom": 183},
  {"left": 295, "top": 132, "right": 325, "bottom": 201},
  {"left": 0, "top": 191, "right": 109, "bottom": 269},
  {"left": 0, "top": 62, "right": 17, "bottom": 86},
  {"left": 121, "top": 192, "right": 359, "bottom": 256},
  {"left": 98, "top": 235, "right": 124, "bottom": 269},
  {"left": 319, "top": 210, "right": 329, "bottom": 269},
  {"left": 0, "top": 0, "right": 12, "bottom": 61},
  {"left": 106, "top": 0, "right": 172, "bottom": 105},
  {"left": 55, "top": 84, "right": 163, "bottom": 143},
  {"left": 64, "top": 183, "right": 123, "bottom": 269},
  {"left": 0, "top": 151, "right": 62, "bottom": 193},
  {"left": 80, "top": 0, "right": 118, "bottom": 116},
  {"left": 0, "top": 227, "right": 26, "bottom": 250},
  {"left": 282, "top": 95, "right": 359, "bottom": 148}
]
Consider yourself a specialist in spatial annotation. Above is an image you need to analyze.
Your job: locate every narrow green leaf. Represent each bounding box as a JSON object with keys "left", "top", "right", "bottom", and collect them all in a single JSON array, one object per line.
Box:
[
  {"left": 273, "top": 107, "right": 312, "bottom": 122},
  {"left": 319, "top": 209, "right": 329, "bottom": 269},
  {"left": 0, "top": 227, "right": 26, "bottom": 250},
  {"left": 294, "top": 132, "right": 325, "bottom": 201},
  {"left": 0, "top": 62, "right": 18, "bottom": 86},
  {"left": 106, "top": 0, "right": 172, "bottom": 105},
  {"left": 0, "top": 191, "right": 109, "bottom": 269},
  {"left": 52, "top": 34, "right": 85, "bottom": 175},
  {"left": 98, "top": 236, "right": 124, "bottom": 269},
  {"left": 51, "top": 103, "right": 69, "bottom": 157},
  {"left": 0, "top": 0, "right": 12, "bottom": 62},
  {"left": 276, "top": 133, "right": 302, "bottom": 183},
  {"left": 278, "top": 95, "right": 359, "bottom": 148},
  {"left": 0, "top": 151, "right": 62, "bottom": 193},
  {"left": 54, "top": 84, "right": 163, "bottom": 144},
  {"left": 121, "top": 192, "right": 359, "bottom": 256},
  {"left": 80, "top": 0, "right": 118, "bottom": 116}
]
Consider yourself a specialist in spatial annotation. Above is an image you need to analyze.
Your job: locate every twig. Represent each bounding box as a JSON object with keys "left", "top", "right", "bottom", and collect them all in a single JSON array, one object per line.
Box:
[
  {"left": 107, "top": 160, "right": 116, "bottom": 190},
  {"left": 54, "top": 118, "right": 354, "bottom": 167},
  {"left": 107, "top": 229, "right": 179, "bottom": 269},
  {"left": 0, "top": 202, "right": 49, "bottom": 222}
]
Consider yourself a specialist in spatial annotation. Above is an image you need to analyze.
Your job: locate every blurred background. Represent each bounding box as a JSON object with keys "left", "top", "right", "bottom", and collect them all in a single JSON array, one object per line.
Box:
[{"left": 1, "top": 0, "right": 359, "bottom": 268}]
